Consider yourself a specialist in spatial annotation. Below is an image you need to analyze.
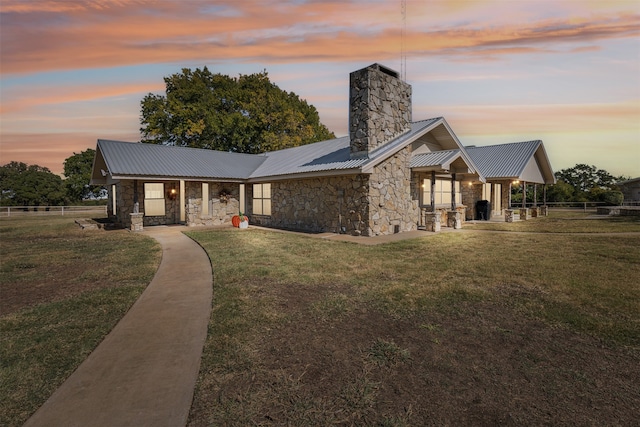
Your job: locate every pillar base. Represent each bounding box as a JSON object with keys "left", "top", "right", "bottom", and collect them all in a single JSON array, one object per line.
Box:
[
  {"left": 130, "top": 213, "right": 144, "bottom": 232},
  {"left": 424, "top": 212, "right": 441, "bottom": 232},
  {"left": 505, "top": 209, "right": 514, "bottom": 223},
  {"left": 447, "top": 211, "right": 462, "bottom": 229},
  {"left": 519, "top": 208, "right": 530, "bottom": 221}
]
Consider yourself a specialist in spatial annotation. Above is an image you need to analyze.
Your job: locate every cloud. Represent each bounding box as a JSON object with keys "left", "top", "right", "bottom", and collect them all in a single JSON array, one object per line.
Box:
[
  {"left": 1, "top": 1, "right": 638, "bottom": 74},
  {"left": 0, "top": 82, "right": 164, "bottom": 114}
]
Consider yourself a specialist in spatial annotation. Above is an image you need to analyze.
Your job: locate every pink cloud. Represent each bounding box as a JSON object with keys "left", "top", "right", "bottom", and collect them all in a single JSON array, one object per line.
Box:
[{"left": 1, "top": 1, "right": 638, "bottom": 74}]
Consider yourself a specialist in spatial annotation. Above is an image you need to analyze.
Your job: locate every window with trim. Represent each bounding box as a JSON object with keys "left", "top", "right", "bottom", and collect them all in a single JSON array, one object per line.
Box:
[
  {"left": 253, "top": 183, "right": 271, "bottom": 215},
  {"left": 144, "top": 183, "right": 165, "bottom": 216},
  {"left": 422, "top": 179, "right": 461, "bottom": 205}
]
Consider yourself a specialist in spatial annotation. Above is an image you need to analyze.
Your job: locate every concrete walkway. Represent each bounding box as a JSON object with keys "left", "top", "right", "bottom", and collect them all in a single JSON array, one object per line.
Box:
[{"left": 25, "top": 226, "right": 213, "bottom": 427}]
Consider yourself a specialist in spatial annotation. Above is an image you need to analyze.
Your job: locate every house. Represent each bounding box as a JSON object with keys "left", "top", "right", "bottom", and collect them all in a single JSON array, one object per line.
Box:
[
  {"left": 91, "top": 63, "right": 555, "bottom": 235},
  {"left": 618, "top": 177, "right": 640, "bottom": 204}
]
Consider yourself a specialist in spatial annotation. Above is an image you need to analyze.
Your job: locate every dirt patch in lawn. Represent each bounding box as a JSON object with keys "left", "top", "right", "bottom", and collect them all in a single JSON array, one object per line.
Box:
[{"left": 191, "top": 281, "right": 639, "bottom": 426}]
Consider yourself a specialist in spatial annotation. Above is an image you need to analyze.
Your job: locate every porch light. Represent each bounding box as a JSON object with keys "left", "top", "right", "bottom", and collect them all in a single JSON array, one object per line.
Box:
[{"left": 168, "top": 188, "right": 177, "bottom": 200}]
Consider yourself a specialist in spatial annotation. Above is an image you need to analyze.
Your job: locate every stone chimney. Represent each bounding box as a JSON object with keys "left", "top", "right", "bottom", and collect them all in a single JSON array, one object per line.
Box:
[{"left": 349, "top": 63, "right": 412, "bottom": 159}]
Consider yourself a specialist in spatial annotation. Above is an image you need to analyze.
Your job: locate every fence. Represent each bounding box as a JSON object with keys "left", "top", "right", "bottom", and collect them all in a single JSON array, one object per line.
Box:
[
  {"left": 508, "top": 201, "right": 615, "bottom": 212},
  {"left": 0, "top": 205, "right": 107, "bottom": 217}
]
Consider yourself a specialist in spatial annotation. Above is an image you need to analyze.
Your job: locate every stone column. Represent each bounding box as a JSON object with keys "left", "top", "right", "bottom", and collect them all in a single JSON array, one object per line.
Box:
[
  {"left": 539, "top": 205, "right": 549, "bottom": 216},
  {"left": 130, "top": 213, "right": 144, "bottom": 232},
  {"left": 531, "top": 207, "right": 538, "bottom": 218},
  {"left": 447, "top": 210, "right": 461, "bottom": 229},
  {"left": 424, "top": 212, "right": 441, "bottom": 232},
  {"left": 519, "top": 208, "right": 530, "bottom": 221},
  {"left": 505, "top": 209, "right": 514, "bottom": 223}
]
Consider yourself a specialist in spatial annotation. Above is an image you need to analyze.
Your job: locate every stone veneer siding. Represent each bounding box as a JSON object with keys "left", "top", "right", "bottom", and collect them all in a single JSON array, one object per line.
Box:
[
  {"left": 250, "top": 147, "right": 422, "bottom": 237},
  {"left": 349, "top": 65, "right": 412, "bottom": 159},
  {"left": 367, "top": 146, "right": 420, "bottom": 235},
  {"left": 249, "top": 175, "right": 369, "bottom": 234}
]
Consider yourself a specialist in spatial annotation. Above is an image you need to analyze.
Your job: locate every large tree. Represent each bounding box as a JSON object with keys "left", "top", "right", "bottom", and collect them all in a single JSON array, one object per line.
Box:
[
  {"left": 0, "top": 162, "right": 66, "bottom": 207},
  {"left": 552, "top": 164, "right": 626, "bottom": 203},
  {"left": 63, "top": 149, "right": 104, "bottom": 201},
  {"left": 140, "top": 67, "right": 335, "bottom": 153}
]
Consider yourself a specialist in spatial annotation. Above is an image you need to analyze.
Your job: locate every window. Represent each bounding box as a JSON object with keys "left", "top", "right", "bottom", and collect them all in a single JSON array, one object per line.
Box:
[
  {"left": 422, "top": 179, "right": 461, "bottom": 205},
  {"left": 253, "top": 183, "right": 271, "bottom": 215},
  {"left": 144, "top": 183, "right": 165, "bottom": 216}
]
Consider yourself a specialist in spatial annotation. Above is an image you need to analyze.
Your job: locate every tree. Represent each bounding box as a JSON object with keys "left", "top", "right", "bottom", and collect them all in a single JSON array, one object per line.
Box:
[
  {"left": 552, "top": 164, "right": 627, "bottom": 203},
  {"left": 140, "top": 67, "right": 335, "bottom": 153},
  {"left": 63, "top": 149, "right": 104, "bottom": 201},
  {"left": 0, "top": 161, "right": 66, "bottom": 207},
  {"left": 555, "top": 164, "right": 618, "bottom": 193}
]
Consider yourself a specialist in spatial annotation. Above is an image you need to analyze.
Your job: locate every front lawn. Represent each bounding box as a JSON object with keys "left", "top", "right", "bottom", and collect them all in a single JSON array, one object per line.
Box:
[
  {"left": 186, "top": 220, "right": 639, "bottom": 425},
  {"left": 0, "top": 216, "right": 161, "bottom": 427}
]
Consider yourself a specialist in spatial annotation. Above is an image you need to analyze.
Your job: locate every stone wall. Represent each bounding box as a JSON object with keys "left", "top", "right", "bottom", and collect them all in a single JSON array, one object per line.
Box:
[
  {"left": 461, "top": 183, "right": 482, "bottom": 220},
  {"left": 349, "top": 64, "right": 412, "bottom": 159},
  {"left": 185, "top": 182, "right": 242, "bottom": 227},
  {"left": 249, "top": 175, "right": 369, "bottom": 234},
  {"left": 367, "top": 146, "right": 420, "bottom": 235}
]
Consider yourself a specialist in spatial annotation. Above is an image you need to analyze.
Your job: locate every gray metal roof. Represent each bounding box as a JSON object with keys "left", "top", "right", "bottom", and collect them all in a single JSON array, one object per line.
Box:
[
  {"left": 97, "top": 139, "right": 265, "bottom": 180},
  {"left": 465, "top": 140, "right": 541, "bottom": 179},
  {"left": 248, "top": 136, "right": 367, "bottom": 179},
  {"left": 410, "top": 149, "right": 461, "bottom": 169},
  {"left": 97, "top": 117, "right": 526, "bottom": 183},
  {"left": 249, "top": 118, "right": 442, "bottom": 179}
]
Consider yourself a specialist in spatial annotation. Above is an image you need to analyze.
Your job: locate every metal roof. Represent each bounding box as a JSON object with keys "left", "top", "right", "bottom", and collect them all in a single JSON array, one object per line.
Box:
[
  {"left": 248, "top": 136, "right": 366, "bottom": 179},
  {"left": 410, "top": 149, "right": 462, "bottom": 169},
  {"left": 97, "top": 139, "right": 265, "bottom": 180},
  {"left": 95, "top": 117, "right": 511, "bottom": 183},
  {"left": 465, "top": 140, "right": 541, "bottom": 179},
  {"left": 248, "top": 118, "right": 442, "bottom": 179}
]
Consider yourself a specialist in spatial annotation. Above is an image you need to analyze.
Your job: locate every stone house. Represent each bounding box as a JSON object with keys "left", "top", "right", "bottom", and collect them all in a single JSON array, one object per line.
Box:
[{"left": 91, "top": 63, "right": 555, "bottom": 235}]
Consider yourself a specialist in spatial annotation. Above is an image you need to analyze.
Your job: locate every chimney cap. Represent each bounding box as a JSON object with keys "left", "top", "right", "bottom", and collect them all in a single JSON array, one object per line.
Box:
[{"left": 369, "top": 63, "right": 400, "bottom": 79}]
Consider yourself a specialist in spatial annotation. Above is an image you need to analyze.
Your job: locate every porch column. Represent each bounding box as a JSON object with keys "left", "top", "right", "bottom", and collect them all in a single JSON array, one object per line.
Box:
[
  {"left": 543, "top": 184, "right": 547, "bottom": 205},
  {"left": 430, "top": 171, "right": 436, "bottom": 212},
  {"left": 179, "top": 180, "right": 186, "bottom": 223},
  {"left": 509, "top": 181, "right": 512, "bottom": 208},
  {"left": 451, "top": 173, "right": 457, "bottom": 211},
  {"left": 533, "top": 184, "right": 538, "bottom": 207},
  {"left": 522, "top": 181, "right": 527, "bottom": 209}
]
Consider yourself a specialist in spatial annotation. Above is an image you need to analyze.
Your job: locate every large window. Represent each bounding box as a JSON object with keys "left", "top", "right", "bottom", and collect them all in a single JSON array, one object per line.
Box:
[
  {"left": 144, "top": 183, "right": 165, "bottom": 216},
  {"left": 253, "top": 183, "right": 271, "bottom": 215},
  {"left": 422, "top": 179, "right": 461, "bottom": 206}
]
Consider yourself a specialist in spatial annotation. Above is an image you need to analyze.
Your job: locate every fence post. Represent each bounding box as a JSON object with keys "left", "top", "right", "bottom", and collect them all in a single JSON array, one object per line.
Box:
[{"left": 62, "top": 206, "right": 64, "bottom": 216}]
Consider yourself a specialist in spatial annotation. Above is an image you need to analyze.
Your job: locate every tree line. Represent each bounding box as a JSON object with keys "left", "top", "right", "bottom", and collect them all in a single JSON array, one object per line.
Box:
[{"left": 512, "top": 164, "right": 629, "bottom": 205}]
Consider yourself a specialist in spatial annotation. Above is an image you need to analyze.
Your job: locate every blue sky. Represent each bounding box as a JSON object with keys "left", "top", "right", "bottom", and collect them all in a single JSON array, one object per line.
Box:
[{"left": 1, "top": 0, "right": 638, "bottom": 177}]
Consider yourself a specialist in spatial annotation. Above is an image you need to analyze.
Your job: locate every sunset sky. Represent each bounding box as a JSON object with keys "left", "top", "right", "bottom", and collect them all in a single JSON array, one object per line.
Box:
[{"left": 1, "top": 0, "right": 639, "bottom": 178}]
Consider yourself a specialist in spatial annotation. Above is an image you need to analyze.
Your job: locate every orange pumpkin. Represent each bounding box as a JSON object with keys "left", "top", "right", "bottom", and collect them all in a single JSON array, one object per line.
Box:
[{"left": 231, "top": 215, "right": 247, "bottom": 227}]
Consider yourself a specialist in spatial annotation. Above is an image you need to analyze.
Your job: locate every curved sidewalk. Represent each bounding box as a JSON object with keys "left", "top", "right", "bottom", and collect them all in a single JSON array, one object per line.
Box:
[{"left": 25, "top": 226, "right": 213, "bottom": 427}]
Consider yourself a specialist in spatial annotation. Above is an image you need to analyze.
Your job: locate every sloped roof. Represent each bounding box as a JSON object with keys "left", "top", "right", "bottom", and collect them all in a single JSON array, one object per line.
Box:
[
  {"left": 466, "top": 140, "right": 555, "bottom": 184},
  {"left": 95, "top": 139, "right": 265, "bottom": 180},
  {"left": 410, "top": 149, "right": 462, "bottom": 169},
  {"left": 249, "top": 118, "right": 443, "bottom": 180}
]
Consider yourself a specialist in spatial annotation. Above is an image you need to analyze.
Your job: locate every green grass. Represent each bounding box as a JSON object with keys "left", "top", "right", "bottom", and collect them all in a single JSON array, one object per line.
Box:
[
  {"left": 468, "top": 209, "right": 640, "bottom": 233},
  {"left": 0, "top": 215, "right": 161, "bottom": 427},
  {"left": 186, "top": 222, "right": 640, "bottom": 424}
]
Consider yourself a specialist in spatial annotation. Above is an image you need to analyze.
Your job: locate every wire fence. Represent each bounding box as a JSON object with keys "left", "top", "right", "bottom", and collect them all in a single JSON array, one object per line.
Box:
[
  {"left": 508, "top": 201, "right": 625, "bottom": 212},
  {"left": 0, "top": 206, "right": 107, "bottom": 217}
]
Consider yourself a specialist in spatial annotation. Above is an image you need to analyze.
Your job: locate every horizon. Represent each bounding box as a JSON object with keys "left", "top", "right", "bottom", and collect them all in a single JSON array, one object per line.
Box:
[{"left": 1, "top": 0, "right": 638, "bottom": 178}]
